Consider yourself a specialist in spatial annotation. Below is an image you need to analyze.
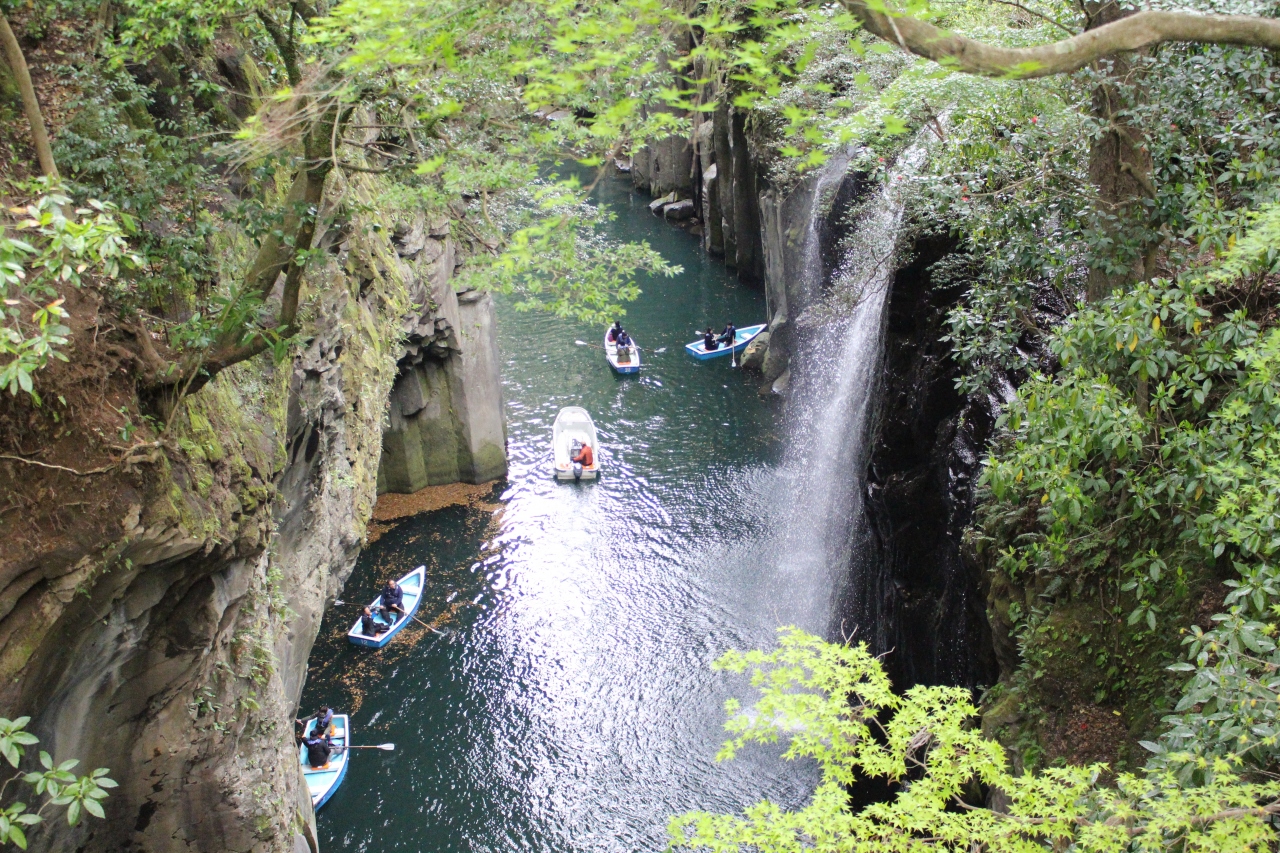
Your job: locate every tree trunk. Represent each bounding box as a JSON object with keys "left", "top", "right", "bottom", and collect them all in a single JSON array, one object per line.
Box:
[
  {"left": 1083, "top": 1, "right": 1154, "bottom": 301},
  {"left": 0, "top": 10, "right": 58, "bottom": 179},
  {"left": 140, "top": 99, "right": 339, "bottom": 408}
]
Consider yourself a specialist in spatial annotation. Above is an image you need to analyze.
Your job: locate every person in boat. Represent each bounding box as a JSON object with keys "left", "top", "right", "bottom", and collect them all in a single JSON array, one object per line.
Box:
[
  {"left": 607, "top": 321, "right": 622, "bottom": 344},
  {"left": 297, "top": 705, "right": 335, "bottom": 735},
  {"left": 360, "top": 605, "right": 388, "bottom": 637},
  {"left": 616, "top": 329, "right": 632, "bottom": 349},
  {"left": 571, "top": 439, "right": 594, "bottom": 468},
  {"left": 303, "top": 728, "right": 341, "bottom": 768},
  {"left": 718, "top": 321, "right": 737, "bottom": 348},
  {"left": 703, "top": 327, "right": 719, "bottom": 351},
  {"left": 380, "top": 578, "right": 405, "bottom": 620}
]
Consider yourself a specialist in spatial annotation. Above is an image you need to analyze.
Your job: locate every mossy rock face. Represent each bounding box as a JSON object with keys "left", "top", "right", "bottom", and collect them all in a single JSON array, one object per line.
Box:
[{"left": 468, "top": 441, "right": 507, "bottom": 484}]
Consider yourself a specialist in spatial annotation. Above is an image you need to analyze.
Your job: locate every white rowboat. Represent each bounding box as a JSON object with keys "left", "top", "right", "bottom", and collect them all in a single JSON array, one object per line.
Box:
[{"left": 552, "top": 407, "right": 601, "bottom": 481}]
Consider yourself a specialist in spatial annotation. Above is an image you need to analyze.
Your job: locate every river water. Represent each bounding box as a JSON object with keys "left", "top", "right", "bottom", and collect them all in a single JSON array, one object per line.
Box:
[{"left": 300, "top": 174, "right": 847, "bottom": 852}]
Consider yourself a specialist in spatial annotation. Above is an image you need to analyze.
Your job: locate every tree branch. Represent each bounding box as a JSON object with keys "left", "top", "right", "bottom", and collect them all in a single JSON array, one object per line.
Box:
[
  {"left": 257, "top": 9, "right": 300, "bottom": 87},
  {"left": 146, "top": 98, "right": 341, "bottom": 400},
  {"left": 839, "top": 3, "right": 1280, "bottom": 79},
  {"left": 989, "top": 0, "right": 1076, "bottom": 36},
  {"left": 0, "top": 10, "right": 58, "bottom": 178}
]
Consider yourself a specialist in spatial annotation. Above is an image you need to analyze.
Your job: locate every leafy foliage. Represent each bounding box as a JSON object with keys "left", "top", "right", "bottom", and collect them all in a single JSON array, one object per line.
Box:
[
  {"left": 0, "top": 185, "right": 140, "bottom": 401},
  {"left": 669, "top": 629, "right": 1280, "bottom": 852},
  {"left": 976, "top": 200, "right": 1280, "bottom": 767},
  {"left": 0, "top": 717, "right": 115, "bottom": 849}
]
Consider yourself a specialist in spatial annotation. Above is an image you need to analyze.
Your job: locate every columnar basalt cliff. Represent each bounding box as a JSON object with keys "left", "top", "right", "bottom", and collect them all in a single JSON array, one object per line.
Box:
[
  {"left": 378, "top": 215, "right": 507, "bottom": 494},
  {"left": 856, "top": 237, "right": 999, "bottom": 690},
  {"left": 0, "top": 168, "right": 506, "bottom": 852},
  {"left": 631, "top": 114, "right": 1001, "bottom": 693}
]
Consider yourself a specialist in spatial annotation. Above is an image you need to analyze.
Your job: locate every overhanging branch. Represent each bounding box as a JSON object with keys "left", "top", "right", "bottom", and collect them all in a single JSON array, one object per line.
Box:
[{"left": 840, "top": 4, "right": 1280, "bottom": 78}]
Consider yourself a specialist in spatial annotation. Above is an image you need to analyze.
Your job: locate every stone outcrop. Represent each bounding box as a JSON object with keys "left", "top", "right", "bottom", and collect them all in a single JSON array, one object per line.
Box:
[
  {"left": 0, "top": 172, "right": 508, "bottom": 853},
  {"left": 377, "top": 216, "right": 507, "bottom": 494}
]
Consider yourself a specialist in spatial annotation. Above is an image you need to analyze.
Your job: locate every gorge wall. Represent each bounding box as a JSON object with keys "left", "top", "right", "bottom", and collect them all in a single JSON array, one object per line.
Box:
[
  {"left": 630, "top": 112, "right": 998, "bottom": 691},
  {"left": 0, "top": 169, "right": 506, "bottom": 853}
]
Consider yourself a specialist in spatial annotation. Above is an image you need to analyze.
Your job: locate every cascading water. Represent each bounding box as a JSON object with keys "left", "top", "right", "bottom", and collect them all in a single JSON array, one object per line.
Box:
[
  {"left": 768, "top": 136, "right": 932, "bottom": 636},
  {"left": 795, "top": 150, "right": 851, "bottom": 307}
]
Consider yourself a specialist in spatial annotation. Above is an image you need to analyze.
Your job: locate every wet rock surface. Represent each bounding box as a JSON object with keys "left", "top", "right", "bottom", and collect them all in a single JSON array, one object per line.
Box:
[{"left": 853, "top": 236, "right": 999, "bottom": 691}]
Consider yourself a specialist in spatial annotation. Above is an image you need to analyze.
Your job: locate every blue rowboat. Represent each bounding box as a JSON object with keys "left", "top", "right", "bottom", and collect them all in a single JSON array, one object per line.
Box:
[
  {"left": 300, "top": 714, "right": 350, "bottom": 810},
  {"left": 684, "top": 324, "right": 766, "bottom": 361},
  {"left": 346, "top": 566, "right": 425, "bottom": 648},
  {"left": 604, "top": 329, "right": 640, "bottom": 374}
]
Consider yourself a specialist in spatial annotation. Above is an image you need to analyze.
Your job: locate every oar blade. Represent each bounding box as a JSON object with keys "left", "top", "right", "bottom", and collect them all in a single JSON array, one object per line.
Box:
[{"left": 379, "top": 743, "right": 395, "bottom": 750}]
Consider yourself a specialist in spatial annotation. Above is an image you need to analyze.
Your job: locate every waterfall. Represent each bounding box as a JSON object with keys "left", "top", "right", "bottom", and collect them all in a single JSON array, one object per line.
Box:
[
  {"left": 767, "top": 136, "right": 932, "bottom": 634},
  {"left": 795, "top": 150, "right": 851, "bottom": 308}
]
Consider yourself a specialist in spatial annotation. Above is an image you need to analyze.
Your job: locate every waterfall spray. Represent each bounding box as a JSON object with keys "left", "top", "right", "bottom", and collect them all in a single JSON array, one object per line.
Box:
[{"left": 767, "top": 133, "right": 934, "bottom": 633}]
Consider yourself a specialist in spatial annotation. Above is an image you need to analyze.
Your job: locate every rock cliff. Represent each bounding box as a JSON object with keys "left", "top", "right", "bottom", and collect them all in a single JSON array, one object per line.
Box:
[
  {"left": 632, "top": 114, "right": 1000, "bottom": 693},
  {"left": 0, "top": 172, "right": 506, "bottom": 852}
]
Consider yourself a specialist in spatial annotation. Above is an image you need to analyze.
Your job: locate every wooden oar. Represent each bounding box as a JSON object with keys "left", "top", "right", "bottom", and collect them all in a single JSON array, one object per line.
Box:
[
  {"left": 575, "top": 340, "right": 649, "bottom": 351},
  {"left": 388, "top": 606, "right": 448, "bottom": 636},
  {"left": 342, "top": 743, "right": 395, "bottom": 751}
]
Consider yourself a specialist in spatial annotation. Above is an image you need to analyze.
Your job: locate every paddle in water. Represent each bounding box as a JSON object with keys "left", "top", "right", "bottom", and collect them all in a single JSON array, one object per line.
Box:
[{"left": 343, "top": 743, "right": 396, "bottom": 751}]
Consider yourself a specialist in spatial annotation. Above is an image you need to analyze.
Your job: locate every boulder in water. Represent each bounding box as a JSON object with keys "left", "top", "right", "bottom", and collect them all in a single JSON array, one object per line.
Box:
[
  {"left": 648, "top": 192, "right": 677, "bottom": 213},
  {"left": 739, "top": 330, "right": 770, "bottom": 371},
  {"left": 761, "top": 334, "right": 789, "bottom": 383},
  {"left": 663, "top": 199, "right": 695, "bottom": 221},
  {"left": 770, "top": 368, "right": 791, "bottom": 395}
]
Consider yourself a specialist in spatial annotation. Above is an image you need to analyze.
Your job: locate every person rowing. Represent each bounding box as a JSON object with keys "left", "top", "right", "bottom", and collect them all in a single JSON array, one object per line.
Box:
[
  {"left": 380, "top": 577, "right": 405, "bottom": 622},
  {"left": 616, "top": 329, "right": 633, "bottom": 349},
  {"left": 718, "top": 321, "right": 737, "bottom": 348},
  {"left": 302, "top": 728, "right": 344, "bottom": 768}
]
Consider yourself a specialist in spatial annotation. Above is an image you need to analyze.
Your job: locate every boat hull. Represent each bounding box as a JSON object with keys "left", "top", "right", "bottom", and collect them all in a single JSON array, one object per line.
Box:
[
  {"left": 346, "top": 566, "right": 425, "bottom": 648},
  {"left": 684, "top": 324, "right": 766, "bottom": 360},
  {"left": 552, "top": 406, "right": 601, "bottom": 480},
  {"left": 301, "top": 714, "right": 350, "bottom": 811},
  {"left": 604, "top": 330, "right": 640, "bottom": 374}
]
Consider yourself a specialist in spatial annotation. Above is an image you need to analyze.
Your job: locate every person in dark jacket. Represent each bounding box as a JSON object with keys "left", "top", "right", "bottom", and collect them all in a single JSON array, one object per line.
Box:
[
  {"left": 703, "top": 328, "right": 718, "bottom": 351},
  {"left": 360, "top": 605, "right": 387, "bottom": 637},
  {"left": 607, "top": 321, "right": 622, "bottom": 343},
  {"left": 303, "top": 730, "right": 334, "bottom": 767},
  {"left": 718, "top": 321, "right": 737, "bottom": 347},
  {"left": 378, "top": 573, "right": 404, "bottom": 622},
  {"left": 296, "top": 705, "right": 335, "bottom": 734}
]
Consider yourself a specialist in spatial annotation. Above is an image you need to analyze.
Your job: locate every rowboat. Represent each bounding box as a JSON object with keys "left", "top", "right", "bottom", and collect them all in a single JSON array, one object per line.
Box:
[
  {"left": 552, "top": 406, "right": 601, "bottom": 481},
  {"left": 346, "top": 566, "right": 425, "bottom": 648},
  {"left": 300, "top": 714, "right": 350, "bottom": 810},
  {"left": 684, "top": 324, "right": 767, "bottom": 360},
  {"left": 604, "top": 329, "right": 640, "bottom": 374}
]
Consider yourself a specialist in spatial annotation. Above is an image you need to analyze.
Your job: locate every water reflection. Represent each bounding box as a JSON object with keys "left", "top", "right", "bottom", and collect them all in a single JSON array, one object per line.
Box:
[{"left": 301, "top": 175, "right": 834, "bottom": 852}]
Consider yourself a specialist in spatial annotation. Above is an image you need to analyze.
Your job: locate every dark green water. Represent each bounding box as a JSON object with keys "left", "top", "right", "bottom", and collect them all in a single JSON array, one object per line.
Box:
[{"left": 300, "top": 175, "right": 844, "bottom": 852}]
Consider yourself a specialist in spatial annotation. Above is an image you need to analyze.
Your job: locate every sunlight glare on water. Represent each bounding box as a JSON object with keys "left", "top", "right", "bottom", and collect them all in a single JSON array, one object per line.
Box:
[{"left": 301, "top": 174, "right": 843, "bottom": 853}]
